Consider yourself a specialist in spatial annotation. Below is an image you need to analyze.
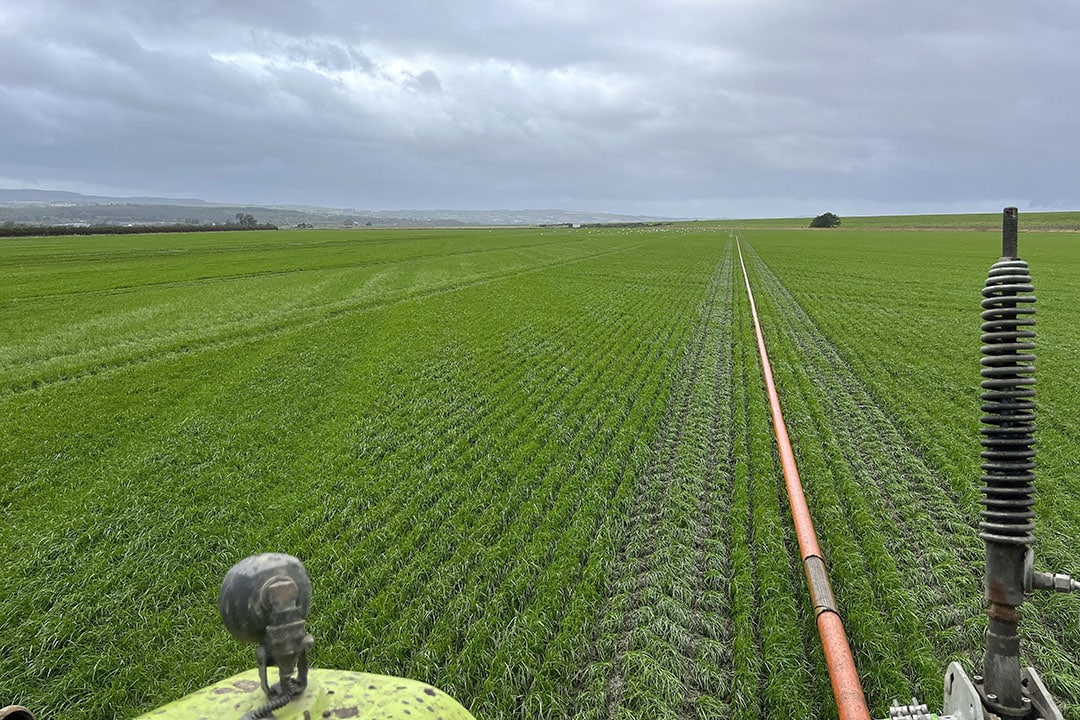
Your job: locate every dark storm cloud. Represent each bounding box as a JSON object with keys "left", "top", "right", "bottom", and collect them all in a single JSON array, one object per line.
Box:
[{"left": 2, "top": 0, "right": 1079, "bottom": 215}]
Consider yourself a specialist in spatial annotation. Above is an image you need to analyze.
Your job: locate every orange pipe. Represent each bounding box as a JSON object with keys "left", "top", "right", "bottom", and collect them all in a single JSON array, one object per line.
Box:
[{"left": 737, "top": 240, "right": 872, "bottom": 720}]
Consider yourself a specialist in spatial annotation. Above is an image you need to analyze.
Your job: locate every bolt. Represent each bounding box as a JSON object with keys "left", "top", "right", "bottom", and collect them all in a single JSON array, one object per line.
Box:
[
  {"left": 1022, "top": 697, "right": 1032, "bottom": 705},
  {"left": 987, "top": 693, "right": 998, "bottom": 702},
  {"left": 973, "top": 675, "right": 983, "bottom": 683}
]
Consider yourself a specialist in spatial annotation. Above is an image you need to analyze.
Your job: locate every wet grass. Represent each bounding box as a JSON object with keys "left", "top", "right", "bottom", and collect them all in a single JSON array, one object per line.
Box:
[
  {"left": 2, "top": 226, "right": 767, "bottom": 719},
  {"left": 6, "top": 222, "right": 1080, "bottom": 719},
  {"left": 743, "top": 228, "right": 1080, "bottom": 717}
]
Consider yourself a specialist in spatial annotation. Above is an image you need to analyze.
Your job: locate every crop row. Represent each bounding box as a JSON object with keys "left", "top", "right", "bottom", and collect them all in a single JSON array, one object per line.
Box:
[
  {"left": 1, "top": 227, "right": 750, "bottom": 719},
  {"left": 741, "top": 230, "right": 1080, "bottom": 715},
  {"left": 0, "top": 227, "right": 646, "bottom": 391},
  {"left": 566, "top": 237, "right": 837, "bottom": 720}
]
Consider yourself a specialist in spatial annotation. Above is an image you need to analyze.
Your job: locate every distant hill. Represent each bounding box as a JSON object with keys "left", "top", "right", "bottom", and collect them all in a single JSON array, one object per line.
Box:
[
  {"left": 0, "top": 188, "right": 210, "bottom": 206},
  {"left": 0, "top": 189, "right": 673, "bottom": 227}
]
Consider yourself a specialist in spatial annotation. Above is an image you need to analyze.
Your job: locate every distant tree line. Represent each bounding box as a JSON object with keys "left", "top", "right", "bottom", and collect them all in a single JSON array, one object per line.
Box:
[{"left": 0, "top": 222, "right": 278, "bottom": 238}]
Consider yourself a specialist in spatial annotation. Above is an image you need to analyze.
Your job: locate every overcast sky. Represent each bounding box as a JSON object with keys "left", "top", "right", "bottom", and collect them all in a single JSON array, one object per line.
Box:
[{"left": 2, "top": 1, "right": 1079, "bottom": 217}]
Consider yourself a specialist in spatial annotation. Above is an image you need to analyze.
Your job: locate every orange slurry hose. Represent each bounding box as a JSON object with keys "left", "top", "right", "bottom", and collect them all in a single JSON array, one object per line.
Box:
[{"left": 736, "top": 240, "right": 872, "bottom": 720}]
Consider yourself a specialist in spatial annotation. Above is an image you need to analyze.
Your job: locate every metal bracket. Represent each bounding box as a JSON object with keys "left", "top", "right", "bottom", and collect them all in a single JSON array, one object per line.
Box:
[
  {"left": 942, "top": 662, "right": 987, "bottom": 720},
  {"left": 941, "top": 661, "right": 1064, "bottom": 720},
  {"left": 1021, "top": 666, "right": 1064, "bottom": 720}
]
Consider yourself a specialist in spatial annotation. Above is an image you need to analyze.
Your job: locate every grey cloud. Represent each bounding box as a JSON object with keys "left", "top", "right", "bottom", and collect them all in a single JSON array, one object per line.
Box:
[
  {"left": 115, "top": 0, "right": 331, "bottom": 39},
  {"left": 2, "top": 0, "right": 1080, "bottom": 215},
  {"left": 406, "top": 69, "right": 442, "bottom": 95},
  {"left": 285, "top": 40, "right": 374, "bottom": 74}
]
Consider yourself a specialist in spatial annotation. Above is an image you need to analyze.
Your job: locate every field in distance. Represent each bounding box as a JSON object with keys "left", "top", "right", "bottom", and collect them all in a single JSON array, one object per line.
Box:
[
  {"left": 2, "top": 221, "right": 1080, "bottom": 719},
  {"left": 709, "top": 210, "right": 1080, "bottom": 231}
]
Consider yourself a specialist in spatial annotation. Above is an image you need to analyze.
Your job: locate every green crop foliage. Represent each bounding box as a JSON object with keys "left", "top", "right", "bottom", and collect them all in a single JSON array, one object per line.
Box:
[
  {"left": 742, "top": 227, "right": 1080, "bottom": 718},
  {"left": 4, "top": 221, "right": 1080, "bottom": 720}
]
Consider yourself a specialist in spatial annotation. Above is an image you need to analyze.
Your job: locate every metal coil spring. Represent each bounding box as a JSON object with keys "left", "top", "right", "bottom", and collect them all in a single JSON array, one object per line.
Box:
[{"left": 979, "top": 258, "right": 1037, "bottom": 546}]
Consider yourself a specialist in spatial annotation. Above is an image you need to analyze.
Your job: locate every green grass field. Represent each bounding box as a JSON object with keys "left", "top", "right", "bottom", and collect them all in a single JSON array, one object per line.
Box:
[{"left": 3, "top": 222, "right": 1080, "bottom": 719}]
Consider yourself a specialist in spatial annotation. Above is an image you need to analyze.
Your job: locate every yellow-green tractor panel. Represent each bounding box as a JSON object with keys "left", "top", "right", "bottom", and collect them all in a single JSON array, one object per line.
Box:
[{"left": 136, "top": 668, "right": 475, "bottom": 720}]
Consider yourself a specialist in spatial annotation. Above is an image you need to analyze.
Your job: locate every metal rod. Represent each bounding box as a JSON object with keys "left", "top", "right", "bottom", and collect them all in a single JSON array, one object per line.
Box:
[
  {"left": 737, "top": 239, "right": 871, "bottom": 720},
  {"left": 1003, "top": 207, "right": 1018, "bottom": 258}
]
